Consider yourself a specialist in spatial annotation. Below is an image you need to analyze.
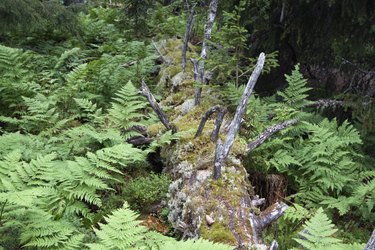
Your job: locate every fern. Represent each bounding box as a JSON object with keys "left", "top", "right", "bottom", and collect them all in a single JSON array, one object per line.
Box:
[
  {"left": 87, "top": 203, "right": 233, "bottom": 250},
  {"left": 294, "top": 208, "right": 364, "bottom": 250},
  {"left": 277, "top": 64, "right": 313, "bottom": 110},
  {"left": 108, "top": 81, "right": 148, "bottom": 139}
]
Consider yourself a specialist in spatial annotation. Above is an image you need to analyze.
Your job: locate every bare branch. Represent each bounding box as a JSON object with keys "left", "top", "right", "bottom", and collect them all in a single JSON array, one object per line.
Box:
[
  {"left": 191, "top": 58, "right": 204, "bottom": 105},
  {"left": 213, "top": 53, "right": 265, "bottom": 179},
  {"left": 365, "top": 229, "right": 375, "bottom": 250},
  {"left": 308, "top": 99, "right": 344, "bottom": 109},
  {"left": 195, "top": 105, "right": 227, "bottom": 142},
  {"left": 182, "top": 4, "right": 196, "bottom": 72},
  {"left": 213, "top": 139, "right": 223, "bottom": 180},
  {"left": 193, "top": 0, "right": 219, "bottom": 105},
  {"left": 251, "top": 195, "right": 266, "bottom": 207},
  {"left": 201, "top": 0, "right": 218, "bottom": 59},
  {"left": 152, "top": 40, "right": 170, "bottom": 65},
  {"left": 211, "top": 107, "right": 227, "bottom": 142},
  {"left": 247, "top": 119, "right": 298, "bottom": 152},
  {"left": 141, "top": 80, "right": 173, "bottom": 131},
  {"left": 249, "top": 202, "right": 288, "bottom": 244}
]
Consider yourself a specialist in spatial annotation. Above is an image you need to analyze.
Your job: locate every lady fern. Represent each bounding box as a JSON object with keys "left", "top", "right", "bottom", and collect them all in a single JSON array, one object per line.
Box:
[{"left": 294, "top": 208, "right": 364, "bottom": 250}]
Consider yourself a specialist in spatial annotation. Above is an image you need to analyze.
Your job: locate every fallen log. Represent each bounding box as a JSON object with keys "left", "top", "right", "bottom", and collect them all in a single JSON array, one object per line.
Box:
[{"left": 145, "top": 41, "right": 288, "bottom": 249}]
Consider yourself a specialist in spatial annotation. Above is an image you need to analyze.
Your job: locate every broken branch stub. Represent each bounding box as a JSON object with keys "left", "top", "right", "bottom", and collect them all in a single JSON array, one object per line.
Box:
[
  {"left": 249, "top": 202, "right": 288, "bottom": 245},
  {"left": 140, "top": 80, "right": 173, "bottom": 131},
  {"left": 213, "top": 53, "right": 266, "bottom": 179},
  {"left": 247, "top": 119, "right": 298, "bottom": 152}
]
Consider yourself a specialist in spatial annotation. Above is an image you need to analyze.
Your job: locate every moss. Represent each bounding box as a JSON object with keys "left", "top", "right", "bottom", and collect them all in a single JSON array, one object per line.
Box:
[
  {"left": 200, "top": 222, "right": 237, "bottom": 245},
  {"left": 147, "top": 122, "right": 166, "bottom": 137}
]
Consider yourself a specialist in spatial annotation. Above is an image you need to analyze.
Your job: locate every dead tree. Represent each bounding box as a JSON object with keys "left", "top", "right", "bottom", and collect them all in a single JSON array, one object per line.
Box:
[{"left": 191, "top": 0, "right": 218, "bottom": 105}]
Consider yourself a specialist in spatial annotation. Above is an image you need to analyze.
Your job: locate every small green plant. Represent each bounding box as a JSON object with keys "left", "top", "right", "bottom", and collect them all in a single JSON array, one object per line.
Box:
[{"left": 123, "top": 173, "right": 171, "bottom": 211}]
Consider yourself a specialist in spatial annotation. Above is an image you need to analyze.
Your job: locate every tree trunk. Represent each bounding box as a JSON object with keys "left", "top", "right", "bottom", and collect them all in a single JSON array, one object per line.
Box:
[{"left": 148, "top": 39, "right": 287, "bottom": 249}]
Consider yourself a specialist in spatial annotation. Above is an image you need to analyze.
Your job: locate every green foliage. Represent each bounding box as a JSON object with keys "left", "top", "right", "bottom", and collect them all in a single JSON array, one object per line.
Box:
[
  {"left": 87, "top": 203, "right": 233, "bottom": 250},
  {"left": 293, "top": 208, "right": 364, "bottom": 250},
  {"left": 123, "top": 173, "right": 171, "bottom": 211},
  {"left": 276, "top": 64, "right": 313, "bottom": 110}
]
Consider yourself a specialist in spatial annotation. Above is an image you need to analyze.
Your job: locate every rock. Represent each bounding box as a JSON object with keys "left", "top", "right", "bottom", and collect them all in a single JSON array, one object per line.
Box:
[
  {"left": 178, "top": 99, "right": 195, "bottom": 115},
  {"left": 205, "top": 214, "right": 215, "bottom": 226},
  {"left": 171, "top": 72, "right": 188, "bottom": 92}
]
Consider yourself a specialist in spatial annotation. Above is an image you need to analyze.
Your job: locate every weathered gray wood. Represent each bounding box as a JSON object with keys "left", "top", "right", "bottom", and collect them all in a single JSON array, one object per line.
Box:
[
  {"left": 213, "top": 53, "right": 265, "bottom": 179},
  {"left": 191, "top": 58, "right": 205, "bottom": 105},
  {"left": 211, "top": 106, "right": 227, "bottom": 142},
  {"left": 195, "top": 105, "right": 227, "bottom": 142},
  {"left": 270, "top": 240, "right": 279, "bottom": 250},
  {"left": 247, "top": 119, "right": 298, "bottom": 152},
  {"left": 249, "top": 202, "right": 288, "bottom": 245},
  {"left": 201, "top": 0, "right": 218, "bottom": 60},
  {"left": 182, "top": 3, "right": 195, "bottom": 72},
  {"left": 140, "top": 80, "right": 173, "bottom": 131},
  {"left": 193, "top": 0, "right": 219, "bottom": 105},
  {"left": 365, "top": 229, "right": 375, "bottom": 250}
]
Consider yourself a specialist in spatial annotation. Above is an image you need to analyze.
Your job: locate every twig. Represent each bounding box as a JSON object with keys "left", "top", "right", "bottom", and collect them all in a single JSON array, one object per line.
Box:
[
  {"left": 141, "top": 80, "right": 173, "bottom": 131},
  {"left": 213, "top": 53, "right": 265, "bottom": 180},
  {"left": 247, "top": 119, "right": 298, "bottom": 152}
]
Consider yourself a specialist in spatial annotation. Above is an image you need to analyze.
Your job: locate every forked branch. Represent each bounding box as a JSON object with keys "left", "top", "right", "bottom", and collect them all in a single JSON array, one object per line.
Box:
[
  {"left": 141, "top": 80, "right": 173, "bottom": 131},
  {"left": 152, "top": 40, "right": 170, "bottom": 65},
  {"left": 213, "top": 53, "right": 265, "bottom": 180},
  {"left": 195, "top": 105, "right": 227, "bottom": 141}
]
